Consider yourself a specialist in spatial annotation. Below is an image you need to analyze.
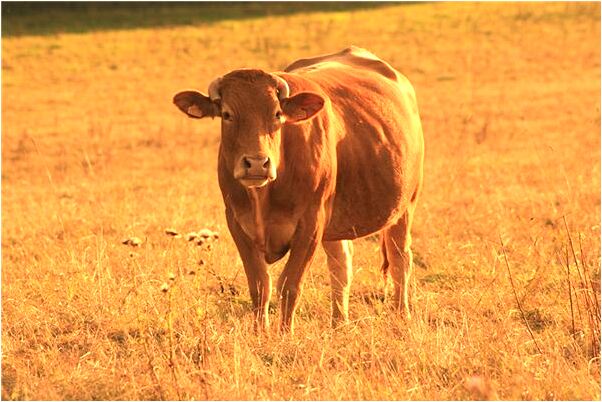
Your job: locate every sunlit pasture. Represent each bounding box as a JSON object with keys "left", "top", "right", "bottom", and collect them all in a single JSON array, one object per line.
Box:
[{"left": 1, "top": 2, "right": 600, "bottom": 400}]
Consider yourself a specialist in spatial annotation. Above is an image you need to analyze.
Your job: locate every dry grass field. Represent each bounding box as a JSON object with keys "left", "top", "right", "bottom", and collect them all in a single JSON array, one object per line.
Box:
[{"left": 2, "top": 2, "right": 601, "bottom": 400}]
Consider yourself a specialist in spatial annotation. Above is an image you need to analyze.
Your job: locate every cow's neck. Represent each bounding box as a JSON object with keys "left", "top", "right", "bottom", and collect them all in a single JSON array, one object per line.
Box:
[{"left": 246, "top": 187, "right": 269, "bottom": 252}]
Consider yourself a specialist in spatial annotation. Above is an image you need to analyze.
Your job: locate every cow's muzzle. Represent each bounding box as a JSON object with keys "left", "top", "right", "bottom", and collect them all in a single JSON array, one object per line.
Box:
[{"left": 235, "top": 155, "right": 277, "bottom": 188}]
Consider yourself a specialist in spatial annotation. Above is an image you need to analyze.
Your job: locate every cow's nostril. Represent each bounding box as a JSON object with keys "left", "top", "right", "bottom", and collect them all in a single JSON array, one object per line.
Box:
[
  {"left": 262, "top": 159, "right": 270, "bottom": 169},
  {"left": 243, "top": 158, "right": 252, "bottom": 169}
]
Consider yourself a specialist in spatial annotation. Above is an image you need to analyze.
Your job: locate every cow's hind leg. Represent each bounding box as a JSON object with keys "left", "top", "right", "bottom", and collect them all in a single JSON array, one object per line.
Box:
[
  {"left": 322, "top": 240, "right": 354, "bottom": 327},
  {"left": 382, "top": 206, "right": 415, "bottom": 319}
]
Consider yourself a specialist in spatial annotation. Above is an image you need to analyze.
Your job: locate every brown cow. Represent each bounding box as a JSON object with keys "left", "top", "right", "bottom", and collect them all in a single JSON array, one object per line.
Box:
[{"left": 173, "top": 46, "right": 424, "bottom": 333}]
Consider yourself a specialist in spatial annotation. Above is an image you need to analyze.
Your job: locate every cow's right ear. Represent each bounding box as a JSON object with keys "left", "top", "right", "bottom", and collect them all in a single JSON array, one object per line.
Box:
[{"left": 173, "top": 90, "right": 220, "bottom": 119}]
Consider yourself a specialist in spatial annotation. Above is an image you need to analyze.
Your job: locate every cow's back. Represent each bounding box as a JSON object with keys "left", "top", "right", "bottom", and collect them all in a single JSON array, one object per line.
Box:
[
  {"left": 285, "top": 46, "right": 400, "bottom": 81},
  {"left": 285, "top": 47, "right": 424, "bottom": 240}
]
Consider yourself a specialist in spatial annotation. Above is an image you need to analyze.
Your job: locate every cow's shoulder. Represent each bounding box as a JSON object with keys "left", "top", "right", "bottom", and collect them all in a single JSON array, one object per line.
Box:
[{"left": 284, "top": 46, "right": 399, "bottom": 82}]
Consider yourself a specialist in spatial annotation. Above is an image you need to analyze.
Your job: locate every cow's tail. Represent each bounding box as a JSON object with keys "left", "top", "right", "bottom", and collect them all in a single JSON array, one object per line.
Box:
[{"left": 380, "top": 235, "right": 389, "bottom": 282}]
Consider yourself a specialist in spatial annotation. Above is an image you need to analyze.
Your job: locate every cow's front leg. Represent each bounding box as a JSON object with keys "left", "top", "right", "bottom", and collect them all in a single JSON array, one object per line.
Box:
[
  {"left": 276, "top": 212, "right": 324, "bottom": 334},
  {"left": 225, "top": 208, "right": 271, "bottom": 332}
]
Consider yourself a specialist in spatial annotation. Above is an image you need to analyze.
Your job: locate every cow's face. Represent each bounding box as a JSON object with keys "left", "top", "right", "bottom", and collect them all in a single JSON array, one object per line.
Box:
[{"left": 173, "top": 69, "right": 324, "bottom": 188}]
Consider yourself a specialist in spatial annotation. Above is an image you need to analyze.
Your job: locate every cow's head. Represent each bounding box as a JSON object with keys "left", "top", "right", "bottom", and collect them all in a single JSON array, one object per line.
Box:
[{"left": 173, "top": 69, "right": 325, "bottom": 188}]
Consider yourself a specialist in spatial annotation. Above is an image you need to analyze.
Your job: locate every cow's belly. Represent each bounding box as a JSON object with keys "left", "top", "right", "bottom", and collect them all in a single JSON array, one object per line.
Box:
[
  {"left": 323, "top": 185, "right": 408, "bottom": 241},
  {"left": 323, "top": 143, "right": 418, "bottom": 241},
  {"left": 324, "top": 209, "right": 402, "bottom": 241}
]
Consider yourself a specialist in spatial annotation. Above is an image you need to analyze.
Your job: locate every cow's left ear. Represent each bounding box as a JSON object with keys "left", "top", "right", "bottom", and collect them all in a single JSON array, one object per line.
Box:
[{"left": 281, "top": 92, "right": 325, "bottom": 123}]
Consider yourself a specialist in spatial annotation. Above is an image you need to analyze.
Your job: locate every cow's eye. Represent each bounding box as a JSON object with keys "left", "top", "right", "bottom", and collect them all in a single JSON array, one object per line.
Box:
[
  {"left": 275, "top": 111, "right": 283, "bottom": 120},
  {"left": 222, "top": 111, "right": 232, "bottom": 121}
]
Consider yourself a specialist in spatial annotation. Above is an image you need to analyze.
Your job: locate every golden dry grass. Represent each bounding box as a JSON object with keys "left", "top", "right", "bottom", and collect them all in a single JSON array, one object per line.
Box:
[{"left": 2, "top": 2, "right": 601, "bottom": 400}]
